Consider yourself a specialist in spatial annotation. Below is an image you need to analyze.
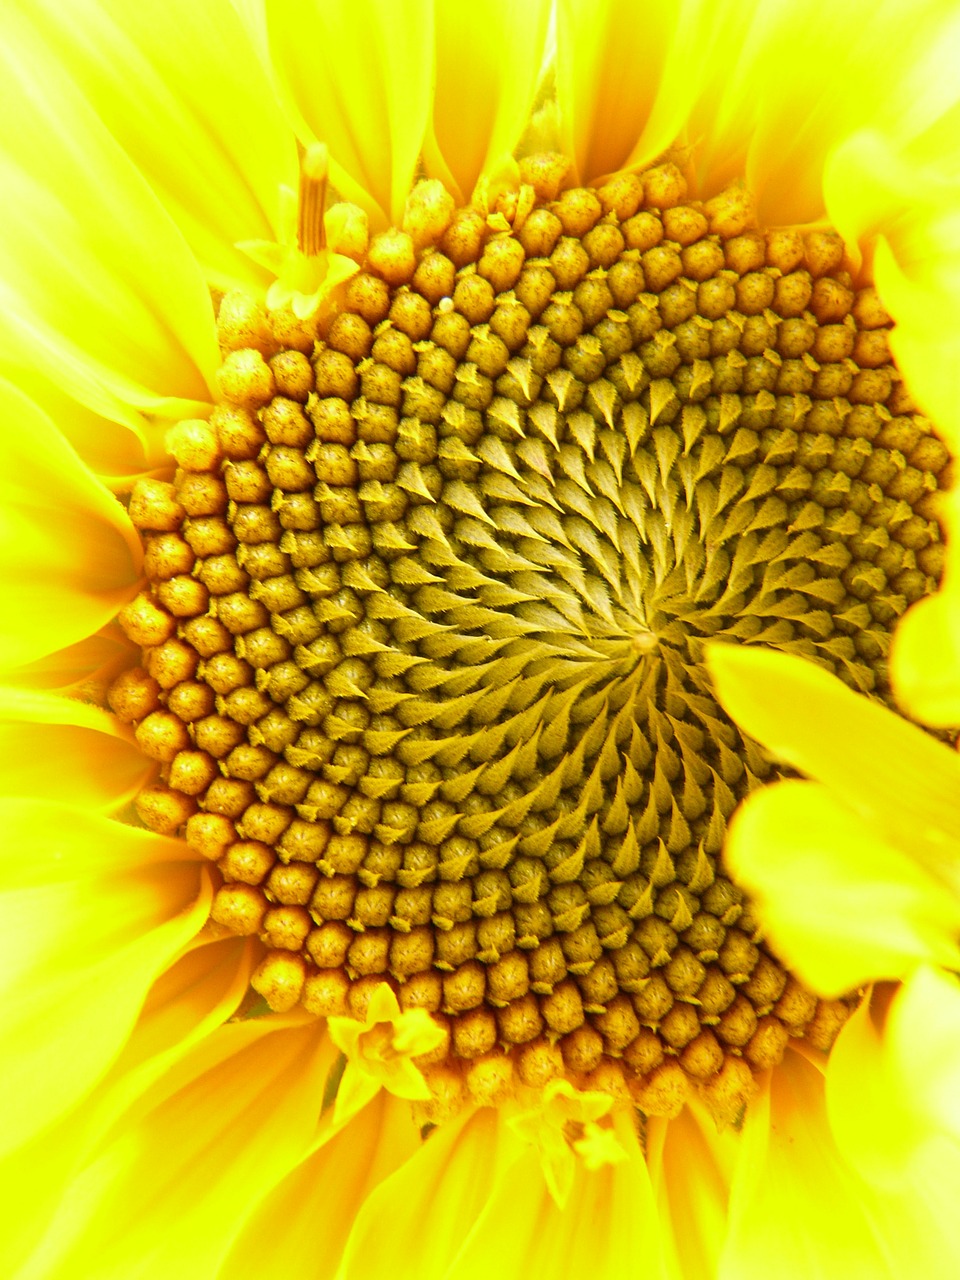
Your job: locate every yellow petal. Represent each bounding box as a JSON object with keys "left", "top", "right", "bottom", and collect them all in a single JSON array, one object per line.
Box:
[
  {"left": 0, "top": 687, "right": 149, "bottom": 812},
  {"left": 690, "top": 0, "right": 960, "bottom": 226},
  {"left": 826, "top": 985, "right": 934, "bottom": 1186},
  {"left": 104, "top": 936, "right": 258, "bottom": 1104},
  {"left": 825, "top": 978, "right": 960, "bottom": 1280},
  {"left": 892, "top": 486, "right": 960, "bottom": 726},
  {"left": 887, "top": 965, "right": 960, "bottom": 1144},
  {"left": 0, "top": 380, "right": 140, "bottom": 671},
  {"left": 219, "top": 1091, "right": 420, "bottom": 1279},
  {"left": 892, "top": 588, "right": 960, "bottom": 727},
  {"left": 707, "top": 643, "right": 960, "bottom": 883},
  {"left": 726, "top": 780, "right": 960, "bottom": 994},
  {"left": 15, "top": 0, "right": 296, "bottom": 296},
  {"left": 0, "top": 360, "right": 161, "bottom": 481},
  {"left": 650, "top": 1102, "right": 739, "bottom": 1280},
  {"left": 242, "top": 0, "right": 433, "bottom": 228},
  {"left": 448, "top": 1110, "right": 659, "bottom": 1280},
  {"left": 823, "top": 119, "right": 960, "bottom": 451},
  {"left": 24, "top": 1017, "right": 335, "bottom": 1280},
  {"left": 0, "top": 798, "right": 212, "bottom": 1160},
  {"left": 0, "top": 934, "right": 255, "bottom": 1277},
  {"left": 13, "top": 631, "right": 131, "bottom": 699},
  {"left": 0, "top": 7, "right": 218, "bottom": 421},
  {"left": 557, "top": 0, "right": 705, "bottom": 185},
  {"left": 721, "top": 1050, "right": 897, "bottom": 1280},
  {"left": 335, "top": 1107, "right": 514, "bottom": 1278},
  {"left": 425, "top": 0, "right": 552, "bottom": 202},
  {"left": 337, "top": 1103, "right": 662, "bottom": 1279}
]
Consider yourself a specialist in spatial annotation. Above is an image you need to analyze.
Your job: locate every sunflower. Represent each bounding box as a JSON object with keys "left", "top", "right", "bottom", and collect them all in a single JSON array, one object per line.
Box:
[{"left": 3, "top": 1, "right": 960, "bottom": 1277}]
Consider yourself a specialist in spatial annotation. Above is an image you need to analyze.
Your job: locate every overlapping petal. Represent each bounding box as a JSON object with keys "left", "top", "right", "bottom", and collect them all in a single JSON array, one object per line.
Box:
[
  {"left": 722, "top": 780, "right": 960, "bottom": 994},
  {"left": 425, "top": 0, "right": 552, "bottom": 203},
  {"left": 708, "top": 644, "right": 960, "bottom": 990},
  {"left": 12, "top": 630, "right": 133, "bottom": 698},
  {"left": 557, "top": 0, "right": 715, "bottom": 185},
  {"left": 0, "top": 361, "right": 161, "bottom": 481},
  {"left": 827, "top": 983, "right": 937, "bottom": 1183},
  {"left": 825, "top": 982, "right": 960, "bottom": 1279},
  {"left": 237, "top": 0, "right": 433, "bottom": 228},
  {"left": 0, "top": 799, "right": 212, "bottom": 1162},
  {"left": 885, "top": 966, "right": 960, "bottom": 1145},
  {"left": 334, "top": 1105, "right": 666, "bottom": 1280},
  {"left": 444, "top": 1113, "right": 662, "bottom": 1280},
  {"left": 825, "top": 114, "right": 960, "bottom": 449},
  {"left": 893, "top": 585, "right": 960, "bottom": 727},
  {"left": 650, "top": 1103, "right": 739, "bottom": 1280},
  {"left": 0, "top": 934, "right": 255, "bottom": 1277},
  {"left": 0, "top": 686, "right": 149, "bottom": 812},
  {"left": 892, "top": 479, "right": 960, "bottom": 746},
  {"left": 721, "top": 1051, "right": 901, "bottom": 1280},
  {"left": 219, "top": 1091, "right": 420, "bottom": 1278},
  {"left": 10, "top": 0, "right": 295, "bottom": 297},
  {"left": 20, "top": 1017, "right": 335, "bottom": 1280},
  {"left": 708, "top": 644, "right": 960, "bottom": 879},
  {"left": 0, "top": 6, "right": 219, "bottom": 425},
  {"left": 687, "top": 0, "right": 960, "bottom": 225},
  {"left": 0, "top": 381, "right": 141, "bottom": 671},
  {"left": 333, "top": 1108, "right": 512, "bottom": 1279}
]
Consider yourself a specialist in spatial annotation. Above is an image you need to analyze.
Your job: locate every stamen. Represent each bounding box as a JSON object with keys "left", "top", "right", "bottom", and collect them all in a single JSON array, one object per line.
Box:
[{"left": 298, "top": 142, "right": 330, "bottom": 258}]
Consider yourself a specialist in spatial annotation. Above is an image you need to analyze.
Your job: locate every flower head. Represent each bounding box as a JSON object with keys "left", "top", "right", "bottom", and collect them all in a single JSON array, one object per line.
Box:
[{"left": 3, "top": 1, "right": 960, "bottom": 1277}]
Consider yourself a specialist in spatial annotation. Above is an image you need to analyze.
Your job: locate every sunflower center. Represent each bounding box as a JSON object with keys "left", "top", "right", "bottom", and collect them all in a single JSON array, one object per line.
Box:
[{"left": 112, "top": 159, "right": 948, "bottom": 1123}]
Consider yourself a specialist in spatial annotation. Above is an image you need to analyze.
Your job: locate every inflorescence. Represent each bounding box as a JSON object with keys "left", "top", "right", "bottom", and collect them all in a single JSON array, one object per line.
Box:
[{"left": 111, "top": 158, "right": 948, "bottom": 1122}]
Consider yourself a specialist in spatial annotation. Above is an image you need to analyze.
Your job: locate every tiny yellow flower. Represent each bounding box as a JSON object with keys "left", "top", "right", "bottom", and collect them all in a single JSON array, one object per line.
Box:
[
  {"left": 327, "top": 982, "right": 446, "bottom": 1122},
  {"left": 510, "top": 1078, "right": 628, "bottom": 1207}
]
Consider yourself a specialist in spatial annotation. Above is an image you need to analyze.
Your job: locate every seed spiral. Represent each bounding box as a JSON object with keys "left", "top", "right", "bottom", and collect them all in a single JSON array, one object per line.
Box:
[{"left": 113, "top": 159, "right": 948, "bottom": 1119}]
